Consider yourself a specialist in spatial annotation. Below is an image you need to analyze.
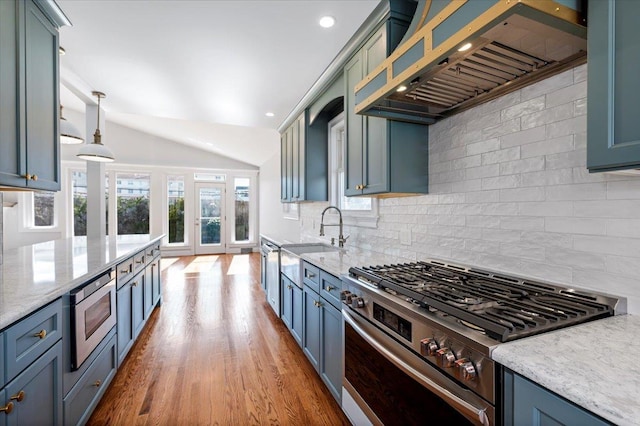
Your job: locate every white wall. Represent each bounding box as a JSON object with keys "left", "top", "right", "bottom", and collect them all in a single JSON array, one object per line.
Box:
[
  {"left": 258, "top": 152, "right": 301, "bottom": 242},
  {"left": 300, "top": 64, "right": 640, "bottom": 314}
]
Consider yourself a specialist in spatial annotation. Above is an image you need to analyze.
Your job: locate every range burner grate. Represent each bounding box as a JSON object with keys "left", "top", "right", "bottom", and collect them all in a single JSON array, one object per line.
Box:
[{"left": 350, "top": 261, "right": 613, "bottom": 342}]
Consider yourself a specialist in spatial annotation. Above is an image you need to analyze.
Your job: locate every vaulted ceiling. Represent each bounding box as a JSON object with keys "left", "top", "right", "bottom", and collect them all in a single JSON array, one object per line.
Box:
[{"left": 58, "top": 0, "right": 380, "bottom": 166}]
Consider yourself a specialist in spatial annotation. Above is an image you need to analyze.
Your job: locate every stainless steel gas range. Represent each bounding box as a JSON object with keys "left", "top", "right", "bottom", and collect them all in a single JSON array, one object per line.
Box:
[{"left": 340, "top": 259, "right": 624, "bottom": 426}]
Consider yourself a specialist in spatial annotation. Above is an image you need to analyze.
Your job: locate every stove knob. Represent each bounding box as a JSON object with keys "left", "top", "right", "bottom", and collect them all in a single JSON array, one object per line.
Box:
[
  {"left": 455, "top": 358, "right": 477, "bottom": 381},
  {"left": 351, "top": 297, "right": 365, "bottom": 309},
  {"left": 340, "top": 291, "right": 352, "bottom": 304},
  {"left": 436, "top": 348, "right": 456, "bottom": 368},
  {"left": 420, "top": 338, "right": 439, "bottom": 357}
]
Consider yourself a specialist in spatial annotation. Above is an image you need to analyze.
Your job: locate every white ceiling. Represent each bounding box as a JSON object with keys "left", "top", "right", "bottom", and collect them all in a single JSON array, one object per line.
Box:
[{"left": 57, "top": 0, "right": 380, "bottom": 166}]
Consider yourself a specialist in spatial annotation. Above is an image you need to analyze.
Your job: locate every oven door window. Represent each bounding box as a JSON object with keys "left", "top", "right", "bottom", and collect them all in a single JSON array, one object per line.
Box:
[
  {"left": 84, "top": 292, "right": 112, "bottom": 339},
  {"left": 345, "top": 322, "right": 473, "bottom": 425}
]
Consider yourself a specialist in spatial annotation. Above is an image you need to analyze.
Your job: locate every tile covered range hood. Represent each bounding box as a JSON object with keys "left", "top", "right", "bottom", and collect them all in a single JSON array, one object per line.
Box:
[{"left": 354, "top": 0, "right": 587, "bottom": 124}]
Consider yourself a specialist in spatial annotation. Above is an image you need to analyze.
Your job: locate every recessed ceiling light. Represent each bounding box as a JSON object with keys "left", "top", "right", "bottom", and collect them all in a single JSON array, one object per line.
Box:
[
  {"left": 265, "top": 112, "right": 275, "bottom": 117},
  {"left": 319, "top": 16, "right": 335, "bottom": 28},
  {"left": 458, "top": 42, "right": 472, "bottom": 52},
  {"left": 396, "top": 85, "right": 408, "bottom": 93}
]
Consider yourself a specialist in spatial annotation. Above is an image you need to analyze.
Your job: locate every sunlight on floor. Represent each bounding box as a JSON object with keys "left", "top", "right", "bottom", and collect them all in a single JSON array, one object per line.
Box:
[
  {"left": 183, "top": 255, "right": 219, "bottom": 274},
  {"left": 160, "top": 257, "right": 179, "bottom": 271},
  {"left": 227, "top": 255, "right": 250, "bottom": 275}
]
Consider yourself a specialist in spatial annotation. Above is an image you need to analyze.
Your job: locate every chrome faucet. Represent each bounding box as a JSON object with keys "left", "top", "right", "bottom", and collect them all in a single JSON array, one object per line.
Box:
[{"left": 319, "top": 206, "right": 348, "bottom": 248}]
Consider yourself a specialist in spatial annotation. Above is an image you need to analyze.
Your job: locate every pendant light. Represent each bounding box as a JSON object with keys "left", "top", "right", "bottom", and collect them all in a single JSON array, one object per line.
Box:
[
  {"left": 77, "top": 91, "right": 115, "bottom": 162},
  {"left": 60, "top": 105, "right": 84, "bottom": 144}
]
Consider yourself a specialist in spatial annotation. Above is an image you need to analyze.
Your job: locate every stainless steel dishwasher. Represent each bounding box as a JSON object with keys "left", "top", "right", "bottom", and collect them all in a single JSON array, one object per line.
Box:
[{"left": 260, "top": 238, "right": 281, "bottom": 316}]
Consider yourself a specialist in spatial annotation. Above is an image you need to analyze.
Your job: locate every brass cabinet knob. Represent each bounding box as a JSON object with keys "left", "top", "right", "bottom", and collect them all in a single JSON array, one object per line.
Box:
[
  {"left": 23, "top": 173, "right": 32, "bottom": 180},
  {"left": 287, "top": 284, "right": 293, "bottom": 290},
  {"left": 93, "top": 380, "right": 101, "bottom": 387},
  {"left": 34, "top": 329, "right": 47, "bottom": 339},
  {"left": 132, "top": 281, "right": 138, "bottom": 287},
  {"left": 31, "top": 174, "right": 38, "bottom": 181},
  {"left": 0, "top": 402, "right": 14, "bottom": 415},
  {"left": 326, "top": 285, "right": 335, "bottom": 292},
  {"left": 10, "top": 391, "right": 24, "bottom": 402}
]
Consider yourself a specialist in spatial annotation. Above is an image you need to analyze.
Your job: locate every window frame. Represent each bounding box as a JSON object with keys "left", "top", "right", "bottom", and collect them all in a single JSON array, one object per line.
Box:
[{"left": 18, "top": 190, "right": 60, "bottom": 233}]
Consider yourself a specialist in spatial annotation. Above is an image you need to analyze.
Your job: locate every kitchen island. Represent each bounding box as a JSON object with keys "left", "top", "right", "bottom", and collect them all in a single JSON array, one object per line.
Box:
[{"left": 0, "top": 234, "right": 163, "bottom": 333}]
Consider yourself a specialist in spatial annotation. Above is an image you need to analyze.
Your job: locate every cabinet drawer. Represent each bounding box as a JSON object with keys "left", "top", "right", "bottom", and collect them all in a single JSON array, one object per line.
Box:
[
  {"left": 64, "top": 333, "right": 117, "bottom": 426},
  {"left": 302, "top": 262, "right": 320, "bottom": 293},
  {"left": 319, "top": 271, "right": 342, "bottom": 309},
  {"left": 5, "top": 299, "right": 62, "bottom": 383},
  {"left": 145, "top": 242, "right": 161, "bottom": 262},
  {"left": 133, "top": 251, "right": 146, "bottom": 275},
  {"left": 116, "top": 256, "right": 134, "bottom": 287}
]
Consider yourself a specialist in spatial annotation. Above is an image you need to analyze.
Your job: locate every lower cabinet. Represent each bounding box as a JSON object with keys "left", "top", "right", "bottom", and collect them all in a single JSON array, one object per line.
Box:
[
  {"left": 117, "top": 270, "right": 145, "bottom": 366},
  {"left": 150, "top": 256, "right": 161, "bottom": 306},
  {"left": 63, "top": 333, "right": 117, "bottom": 426},
  {"left": 504, "top": 369, "right": 611, "bottom": 426},
  {"left": 2, "top": 340, "right": 63, "bottom": 425},
  {"left": 281, "top": 275, "right": 303, "bottom": 347},
  {"left": 300, "top": 264, "right": 343, "bottom": 403}
]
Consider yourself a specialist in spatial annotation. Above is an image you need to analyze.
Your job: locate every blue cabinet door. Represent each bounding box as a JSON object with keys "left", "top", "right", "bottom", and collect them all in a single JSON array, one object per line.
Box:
[
  {"left": 587, "top": 0, "right": 640, "bottom": 171},
  {"left": 116, "top": 284, "right": 133, "bottom": 366},
  {"left": 281, "top": 276, "right": 293, "bottom": 330},
  {"left": 131, "top": 273, "right": 145, "bottom": 339},
  {"left": 504, "top": 370, "right": 611, "bottom": 426},
  {"left": 302, "top": 286, "right": 321, "bottom": 372},
  {"left": 290, "top": 284, "right": 303, "bottom": 347},
  {"left": 144, "top": 264, "right": 153, "bottom": 319},
  {"left": 320, "top": 302, "right": 342, "bottom": 402},
  {"left": 4, "top": 341, "right": 63, "bottom": 426},
  {"left": 151, "top": 257, "right": 161, "bottom": 306}
]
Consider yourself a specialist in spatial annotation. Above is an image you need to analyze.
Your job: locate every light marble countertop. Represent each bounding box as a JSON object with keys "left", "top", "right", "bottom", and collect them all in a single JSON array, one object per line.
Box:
[
  {"left": 492, "top": 314, "right": 640, "bottom": 426},
  {"left": 0, "top": 234, "right": 163, "bottom": 331}
]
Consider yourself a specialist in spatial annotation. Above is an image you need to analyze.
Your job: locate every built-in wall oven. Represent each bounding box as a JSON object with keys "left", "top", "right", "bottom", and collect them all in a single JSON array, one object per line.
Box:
[
  {"left": 69, "top": 269, "right": 117, "bottom": 370},
  {"left": 341, "top": 260, "right": 621, "bottom": 426}
]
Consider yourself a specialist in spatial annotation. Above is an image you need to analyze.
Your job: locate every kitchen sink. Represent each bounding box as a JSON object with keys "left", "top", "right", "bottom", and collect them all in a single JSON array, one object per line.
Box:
[{"left": 282, "top": 243, "right": 342, "bottom": 255}]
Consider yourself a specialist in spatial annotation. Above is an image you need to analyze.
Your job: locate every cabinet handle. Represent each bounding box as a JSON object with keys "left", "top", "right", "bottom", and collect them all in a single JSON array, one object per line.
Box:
[
  {"left": 23, "top": 173, "right": 32, "bottom": 180},
  {"left": 93, "top": 380, "right": 101, "bottom": 388},
  {"left": 34, "top": 329, "right": 47, "bottom": 339},
  {"left": 135, "top": 259, "right": 143, "bottom": 264},
  {"left": 307, "top": 273, "right": 316, "bottom": 278},
  {"left": 31, "top": 174, "right": 38, "bottom": 181},
  {"left": 132, "top": 281, "right": 138, "bottom": 287},
  {"left": 10, "top": 391, "right": 24, "bottom": 403},
  {"left": 314, "top": 300, "right": 322, "bottom": 308},
  {"left": 0, "top": 402, "right": 13, "bottom": 415},
  {"left": 325, "top": 285, "right": 335, "bottom": 292},
  {"left": 287, "top": 284, "right": 292, "bottom": 289},
  {"left": 120, "top": 268, "right": 130, "bottom": 274}
]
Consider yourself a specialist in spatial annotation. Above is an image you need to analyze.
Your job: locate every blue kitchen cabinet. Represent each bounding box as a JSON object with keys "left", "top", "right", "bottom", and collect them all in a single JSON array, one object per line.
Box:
[
  {"left": 302, "top": 285, "right": 321, "bottom": 372},
  {"left": 116, "top": 281, "right": 133, "bottom": 366},
  {"left": 131, "top": 272, "right": 145, "bottom": 340},
  {"left": 344, "top": 19, "right": 429, "bottom": 197},
  {"left": 587, "top": 0, "right": 640, "bottom": 172},
  {"left": 144, "top": 263, "right": 154, "bottom": 320},
  {"left": 3, "top": 340, "right": 63, "bottom": 426},
  {"left": 504, "top": 369, "right": 611, "bottom": 426},
  {"left": 281, "top": 275, "right": 303, "bottom": 347},
  {"left": 0, "top": 0, "right": 64, "bottom": 191},
  {"left": 150, "top": 256, "right": 162, "bottom": 306},
  {"left": 319, "top": 298, "right": 342, "bottom": 402}
]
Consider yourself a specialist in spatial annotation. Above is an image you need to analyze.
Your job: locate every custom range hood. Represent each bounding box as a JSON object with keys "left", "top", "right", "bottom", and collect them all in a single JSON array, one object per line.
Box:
[{"left": 355, "top": 0, "right": 587, "bottom": 124}]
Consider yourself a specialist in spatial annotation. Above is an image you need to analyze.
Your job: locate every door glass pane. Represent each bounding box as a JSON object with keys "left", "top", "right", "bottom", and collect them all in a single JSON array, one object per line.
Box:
[
  {"left": 73, "top": 171, "right": 87, "bottom": 236},
  {"left": 200, "top": 188, "right": 221, "bottom": 245},
  {"left": 168, "top": 176, "right": 185, "bottom": 243},
  {"left": 117, "top": 173, "right": 150, "bottom": 235},
  {"left": 33, "top": 192, "right": 55, "bottom": 227},
  {"left": 234, "top": 177, "right": 250, "bottom": 242}
]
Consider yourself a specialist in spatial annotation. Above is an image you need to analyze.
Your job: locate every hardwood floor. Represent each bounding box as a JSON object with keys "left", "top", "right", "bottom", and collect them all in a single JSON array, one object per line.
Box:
[{"left": 88, "top": 253, "right": 350, "bottom": 425}]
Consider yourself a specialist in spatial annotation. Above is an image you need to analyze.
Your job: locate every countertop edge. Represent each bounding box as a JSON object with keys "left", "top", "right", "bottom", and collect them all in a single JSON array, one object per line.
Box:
[{"left": 0, "top": 235, "right": 164, "bottom": 331}]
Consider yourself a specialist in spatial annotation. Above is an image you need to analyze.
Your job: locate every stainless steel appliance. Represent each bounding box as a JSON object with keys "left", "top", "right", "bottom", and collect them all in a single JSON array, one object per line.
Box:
[
  {"left": 69, "top": 269, "right": 117, "bottom": 370},
  {"left": 261, "top": 239, "right": 281, "bottom": 316},
  {"left": 341, "top": 260, "right": 623, "bottom": 426}
]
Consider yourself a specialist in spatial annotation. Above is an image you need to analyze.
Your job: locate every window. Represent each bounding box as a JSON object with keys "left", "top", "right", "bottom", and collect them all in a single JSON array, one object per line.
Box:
[
  {"left": 117, "top": 173, "right": 150, "bottom": 235},
  {"left": 167, "top": 175, "right": 185, "bottom": 244},
  {"left": 329, "top": 114, "right": 378, "bottom": 226},
  {"left": 233, "top": 177, "right": 250, "bottom": 242},
  {"left": 71, "top": 171, "right": 109, "bottom": 236},
  {"left": 33, "top": 192, "right": 55, "bottom": 227}
]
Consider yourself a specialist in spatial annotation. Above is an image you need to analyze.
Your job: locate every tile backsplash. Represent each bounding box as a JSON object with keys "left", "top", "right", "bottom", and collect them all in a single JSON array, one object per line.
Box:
[{"left": 300, "top": 64, "right": 640, "bottom": 314}]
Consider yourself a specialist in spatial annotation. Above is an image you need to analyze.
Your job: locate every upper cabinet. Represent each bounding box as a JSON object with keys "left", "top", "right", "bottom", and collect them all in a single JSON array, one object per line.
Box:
[
  {"left": 280, "top": 109, "right": 330, "bottom": 203},
  {"left": 0, "top": 0, "right": 67, "bottom": 191},
  {"left": 587, "top": 0, "right": 640, "bottom": 172},
  {"left": 345, "top": 20, "right": 429, "bottom": 197}
]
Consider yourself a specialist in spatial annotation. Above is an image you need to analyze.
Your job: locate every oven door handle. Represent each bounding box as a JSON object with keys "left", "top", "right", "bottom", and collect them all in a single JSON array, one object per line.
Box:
[{"left": 343, "top": 308, "right": 491, "bottom": 426}]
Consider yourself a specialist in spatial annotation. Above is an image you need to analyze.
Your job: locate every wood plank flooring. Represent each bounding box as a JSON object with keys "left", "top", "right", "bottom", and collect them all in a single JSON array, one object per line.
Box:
[{"left": 88, "top": 254, "right": 350, "bottom": 425}]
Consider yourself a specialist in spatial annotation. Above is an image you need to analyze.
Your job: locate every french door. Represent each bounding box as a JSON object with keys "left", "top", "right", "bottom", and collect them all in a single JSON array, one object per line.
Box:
[{"left": 194, "top": 182, "right": 226, "bottom": 254}]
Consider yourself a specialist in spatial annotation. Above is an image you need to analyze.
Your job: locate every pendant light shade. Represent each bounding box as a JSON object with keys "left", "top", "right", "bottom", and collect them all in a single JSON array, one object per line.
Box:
[
  {"left": 77, "top": 91, "right": 115, "bottom": 162},
  {"left": 60, "top": 105, "right": 84, "bottom": 144}
]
